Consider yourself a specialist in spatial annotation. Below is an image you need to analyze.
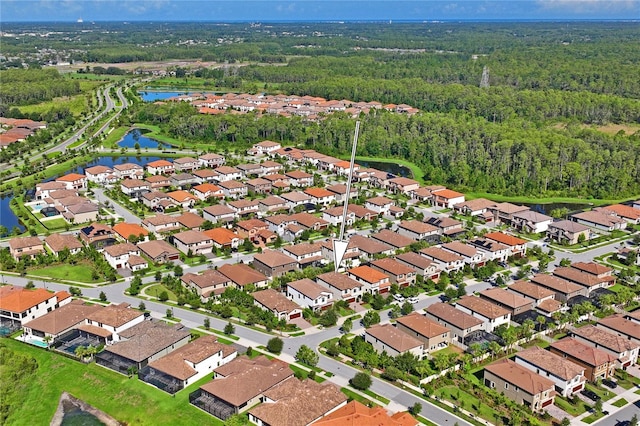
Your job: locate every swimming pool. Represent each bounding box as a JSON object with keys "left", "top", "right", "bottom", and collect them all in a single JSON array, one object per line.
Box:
[{"left": 24, "top": 338, "right": 48, "bottom": 348}]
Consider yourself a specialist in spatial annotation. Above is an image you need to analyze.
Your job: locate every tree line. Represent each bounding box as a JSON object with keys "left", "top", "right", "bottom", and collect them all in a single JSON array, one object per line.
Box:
[{"left": 0, "top": 69, "right": 81, "bottom": 107}]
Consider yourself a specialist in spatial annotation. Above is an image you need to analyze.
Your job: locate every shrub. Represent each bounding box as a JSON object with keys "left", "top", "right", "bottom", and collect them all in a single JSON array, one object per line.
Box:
[
  {"left": 350, "top": 372, "right": 372, "bottom": 391},
  {"left": 267, "top": 337, "right": 284, "bottom": 354}
]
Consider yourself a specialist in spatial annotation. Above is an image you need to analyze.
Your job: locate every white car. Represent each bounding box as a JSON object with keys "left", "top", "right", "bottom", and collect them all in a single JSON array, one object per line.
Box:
[
  {"left": 408, "top": 296, "right": 419, "bottom": 304},
  {"left": 392, "top": 294, "right": 405, "bottom": 302}
]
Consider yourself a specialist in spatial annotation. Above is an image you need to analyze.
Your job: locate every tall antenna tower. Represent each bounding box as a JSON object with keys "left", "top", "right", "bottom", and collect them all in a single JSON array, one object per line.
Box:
[
  {"left": 332, "top": 121, "right": 360, "bottom": 272},
  {"left": 480, "top": 66, "right": 490, "bottom": 89}
]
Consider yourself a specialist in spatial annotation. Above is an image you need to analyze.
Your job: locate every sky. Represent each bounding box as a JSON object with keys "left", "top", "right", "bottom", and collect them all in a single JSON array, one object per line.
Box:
[{"left": 1, "top": 0, "right": 639, "bottom": 22}]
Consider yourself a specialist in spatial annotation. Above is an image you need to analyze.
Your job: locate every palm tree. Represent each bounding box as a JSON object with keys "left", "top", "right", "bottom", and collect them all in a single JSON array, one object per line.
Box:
[
  {"left": 536, "top": 315, "right": 547, "bottom": 332},
  {"left": 489, "top": 341, "right": 502, "bottom": 360}
]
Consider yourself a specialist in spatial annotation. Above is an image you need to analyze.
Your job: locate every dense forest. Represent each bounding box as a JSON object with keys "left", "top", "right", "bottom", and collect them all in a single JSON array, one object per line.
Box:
[
  {"left": 133, "top": 102, "right": 640, "bottom": 199},
  {"left": 0, "top": 68, "right": 81, "bottom": 106}
]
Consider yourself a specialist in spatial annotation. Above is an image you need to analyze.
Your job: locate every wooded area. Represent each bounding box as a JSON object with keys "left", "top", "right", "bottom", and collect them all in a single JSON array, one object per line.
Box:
[{"left": 0, "top": 68, "right": 81, "bottom": 106}]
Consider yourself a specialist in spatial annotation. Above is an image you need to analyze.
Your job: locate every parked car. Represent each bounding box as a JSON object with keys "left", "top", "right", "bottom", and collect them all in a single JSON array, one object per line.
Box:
[
  {"left": 392, "top": 294, "right": 405, "bottom": 303},
  {"left": 581, "top": 389, "right": 601, "bottom": 401},
  {"left": 408, "top": 296, "right": 419, "bottom": 304},
  {"left": 602, "top": 379, "right": 618, "bottom": 389}
]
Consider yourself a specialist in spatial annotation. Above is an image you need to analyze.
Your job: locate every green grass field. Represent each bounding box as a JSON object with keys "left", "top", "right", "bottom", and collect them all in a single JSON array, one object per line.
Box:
[
  {"left": 2, "top": 338, "right": 223, "bottom": 426},
  {"left": 42, "top": 218, "right": 68, "bottom": 231},
  {"left": 29, "top": 263, "right": 100, "bottom": 283},
  {"left": 102, "top": 126, "right": 130, "bottom": 148},
  {"left": 145, "top": 284, "right": 178, "bottom": 301},
  {"left": 18, "top": 93, "right": 91, "bottom": 118},
  {"left": 434, "top": 386, "right": 501, "bottom": 423},
  {"left": 611, "top": 398, "right": 628, "bottom": 408}
]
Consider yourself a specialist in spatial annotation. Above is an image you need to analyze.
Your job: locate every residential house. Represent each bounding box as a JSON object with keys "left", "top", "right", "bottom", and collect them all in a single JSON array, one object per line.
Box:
[
  {"left": 62, "top": 202, "right": 100, "bottom": 224},
  {"left": 552, "top": 267, "right": 612, "bottom": 294},
  {"left": 571, "top": 210, "right": 627, "bottom": 232},
  {"left": 249, "top": 140, "right": 282, "bottom": 155},
  {"left": 304, "top": 187, "right": 336, "bottom": 207},
  {"left": 507, "top": 280, "right": 557, "bottom": 308},
  {"left": 286, "top": 278, "right": 333, "bottom": 311},
  {"left": 253, "top": 289, "right": 302, "bottom": 321},
  {"left": 488, "top": 203, "right": 530, "bottom": 225},
  {"left": 483, "top": 359, "right": 555, "bottom": 412},
  {"left": 79, "top": 223, "right": 116, "bottom": 249},
  {"left": 172, "top": 230, "right": 213, "bottom": 255},
  {"left": 425, "top": 216, "right": 465, "bottom": 238},
  {"left": 112, "top": 222, "right": 149, "bottom": 242},
  {"left": 85, "top": 302, "right": 145, "bottom": 342},
  {"left": 246, "top": 178, "right": 272, "bottom": 194},
  {"left": 515, "top": 347, "right": 586, "bottom": 397},
  {"left": 570, "top": 262, "right": 615, "bottom": 285},
  {"left": 113, "top": 163, "right": 143, "bottom": 180},
  {"left": 140, "top": 335, "right": 236, "bottom": 393},
  {"left": 213, "top": 166, "right": 243, "bottom": 182},
  {"left": 145, "top": 175, "right": 172, "bottom": 189},
  {"left": 85, "top": 165, "right": 114, "bottom": 184},
  {"left": 141, "top": 191, "right": 174, "bottom": 211},
  {"left": 320, "top": 239, "right": 361, "bottom": 270},
  {"left": 478, "top": 288, "right": 535, "bottom": 316},
  {"left": 96, "top": 320, "right": 191, "bottom": 374},
  {"left": 44, "top": 233, "right": 83, "bottom": 257},
  {"left": 326, "top": 183, "right": 358, "bottom": 203},
  {"left": 9, "top": 236, "right": 44, "bottom": 261},
  {"left": 365, "top": 323, "right": 424, "bottom": 357},
  {"left": 285, "top": 170, "right": 313, "bottom": 187},
  {"left": 199, "top": 153, "right": 225, "bottom": 168},
  {"left": 512, "top": 210, "right": 554, "bottom": 234},
  {"left": 547, "top": 220, "right": 591, "bottom": 245},
  {"left": 282, "top": 242, "right": 324, "bottom": 269},
  {"left": 347, "top": 265, "right": 391, "bottom": 294},
  {"left": 281, "top": 191, "right": 312, "bottom": 211},
  {"left": 137, "top": 240, "right": 180, "bottom": 263},
  {"left": 192, "top": 169, "right": 219, "bottom": 184},
  {"left": 598, "top": 204, "right": 640, "bottom": 224},
  {"left": 316, "top": 272, "right": 363, "bottom": 303},
  {"left": 322, "top": 206, "right": 355, "bottom": 227},
  {"left": 252, "top": 250, "right": 298, "bottom": 278},
  {"left": 142, "top": 214, "right": 181, "bottom": 234},
  {"left": 289, "top": 212, "right": 329, "bottom": 232},
  {"left": 204, "top": 228, "right": 243, "bottom": 250},
  {"left": 218, "top": 180, "right": 248, "bottom": 199},
  {"left": 35, "top": 181, "right": 67, "bottom": 200},
  {"left": 395, "top": 252, "right": 441, "bottom": 281},
  {"left": 55, "top": 173, "right": 87, "bottom": 190},
  {"left": 370, "top": 257, "right": 416, "bottom": 287},
  {"left": 248, "top": 379, "right": 347, "bottom": 426},
  {"left": 431, "top": 189, "right": 465, "bottom": 209},
  {"left": 419, "top": 246, "right": 464, "bottom": 273},
  {"left": 312, "top": 401, "right": 418, "bottom": 426},
  {"left": 237, "top": 163, "right": 262, "bottom": 177},
  {"left": 396, "top": 220, "right": 440, "bottom": 242},
  {"left": 228, "top": 199, "right": 260, "bottom": 217},
  {"left": 190, "top": 356, "right": 293, "bottom": 421},
  {"left": 0, "top": 285, "right": 71, "bottom": 326},
  {"left": 176, "top": 212, "right": 205, "bottom": 230},
  {"left": 218, "top": 263, "right": 269, "bottom": 290},
  {"left": 365, "top": 196, "right": 394, "bottom": 215},
  {"left": 387, "top": 177, "right": 420, "bottom": 194},
  {"left": 347, "top": 204, "right": 378, "bottom": 222},
  {"left": 146, "top": 159, "right": 174, "bottom": 175},
  {"left": 395, "top": 312, "right": 451, "bottom": 353},
  {"left": 455, "top": 295, "right": 511, "bottom": 333},
  {"left": 167, "top": 190, "right": 198, "bottom": 209},
  {"left": 258, "top": 196, "right": 288, "bottom": 213},
  {"left": 454, "top": 198, "right": 496, "bottom": 218},
  {"left": 203, "top": 204, "right": 236, "bottom": 224},
  {"left": 173, "top": 157, "right": 200, "bottom": 173},
  {"left": 259, "top": 160, "right": 283, "bottom": 176},
  {"left": 120, "top": 179, "right": 151, "bottom": 197},
  {"left": 484, "top": 232, "right": 528, "bottom": 258},
  {"left": 103, "top": 243, "right": 147, "bottom": 271},
  {"left": 569, "top": 325, "right": 639, "bottom": 369},
  {"left": 598, "top": 315, "right": 640, "bottom": 346},
  {"left": 170, "top": 173, "right": 197, "bottom": 189},
  {"left": 192, "top": 183, "right": 224, "bottom": 201},
  {"left": 550, "top": 338, "right": 616, "bottom": 382},
  {"left": 442, "top": 241, "right": 486, "bottom": 267},
  {"left": 468, "top": 238, "right": 511, "bottom": 263},
  {"left": 236, "top": 219, "right": 269, "bottom": 243},
  {"left": 22, "top": 300, "right": 101, "bottom": 341},
  {"left": 530, "top": 274, "right": 588, "bottom": 302},
  {"left": 182, "top": 270, "right": 233, "bottom": 299},
  {"left": 425, "top": 302, "right": 484, "bottom": 344}
]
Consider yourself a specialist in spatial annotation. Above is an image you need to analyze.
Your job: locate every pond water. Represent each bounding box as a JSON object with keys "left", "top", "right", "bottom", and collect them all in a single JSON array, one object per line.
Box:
[
  {"left": 522, "top": 202, "right": 593, "bottom": 216},
  {"left": 0, "top": 195, "right": 25, "bottom": 236},
  {"left": 357, "top": 160, "right": 412, "bottom": 178},
  {"left": 60, "top": 400, "right": 105, "bottom": 426},
  {"left": 118, "top": 129, "right": 163, "bottom": 149}
]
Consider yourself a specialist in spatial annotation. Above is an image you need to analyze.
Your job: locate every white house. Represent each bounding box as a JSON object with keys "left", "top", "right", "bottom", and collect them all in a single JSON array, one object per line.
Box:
[
  {"left": 364, "top": 323, "right": 424, "bottom": 357},
  {"left": 103, "top": 243, "right": 145, "bottom": 271},
  {"left": 455, "top": 295, "right": 511, "bottom": 333},
  {"left": 85, "top": 302, "right": 145, "bottom": 342},
  {"left": 364, "top": 196, "right": 394, "bottom": 215},
  {"left": 515, "top": 347, "right": 586, "bottom": 398},
  {"left": 85, "top": 165, "right": 114, "bottom": 184},
  {"left": 286, "top": 278, "right": 333, "bottom": 311},
  {"left": 432, "top": 189, "right": 465, "bottom": 209},
  {"left": 512, "top": 211, "right": 554, "bottom": 234},
  {"left": 172, "top": 230, "right": 213, "bottom": 255}
]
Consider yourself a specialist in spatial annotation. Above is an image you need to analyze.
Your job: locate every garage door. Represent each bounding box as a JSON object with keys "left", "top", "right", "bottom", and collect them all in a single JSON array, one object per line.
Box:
[{"left": 290, "top": 312, "right": 301, "bottom": 319}]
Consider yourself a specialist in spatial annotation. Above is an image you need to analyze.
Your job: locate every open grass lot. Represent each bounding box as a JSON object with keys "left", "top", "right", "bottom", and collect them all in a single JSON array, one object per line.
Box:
[
  {"left": 67, "top": 73, "right": 131, "bottom": 82},
  {"left": 145, "top": 284, "right": 178, "bottom": 301},
  {"left": 464, "top": 192, "right": 637, "bottom": 208},
  {"left": 433, "top": 386, "right": 500, "bottom": 423},
  {"left": 102, "top": 126, "right": 129, "bottom": 148},
  {"left": 29, "top": 263, "right": 100, "bottom": 283},
  {"left": 18, "top": 94, "right": 90, "bottom": 118},
  {"left": 42, "top": 218, "right": 69, "bottom": 231},
  {"left": 2, "top": 338, "right": 223, "bottom": 426}
]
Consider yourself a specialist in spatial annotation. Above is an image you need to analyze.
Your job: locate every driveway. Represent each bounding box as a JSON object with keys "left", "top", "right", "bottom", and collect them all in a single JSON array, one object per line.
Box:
[{"left": 92, "top": 187, "right": 141, "bottom": 224}]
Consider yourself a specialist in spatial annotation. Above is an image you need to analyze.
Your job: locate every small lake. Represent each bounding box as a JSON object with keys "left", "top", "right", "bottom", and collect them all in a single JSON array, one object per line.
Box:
[
  {"left": 523, "top": 202, "right": 593, "bottom": 216},
  {"left": 357, "top": 160, "right": 412, "bottom": 178},
  {"left": 118, "top": 129, "right": 163, "bottom": 149},
  {"left": 0, "top": 195, "right": 24, "bottom": 236}
]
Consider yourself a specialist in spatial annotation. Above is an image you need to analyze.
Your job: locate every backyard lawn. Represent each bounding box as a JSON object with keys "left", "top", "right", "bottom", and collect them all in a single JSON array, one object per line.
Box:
[
  {"left": 42, "top": 218, "right": 69, "bottom": 231},
  {"left": 29, "top": 263, "right": 100, "bottom": 283},
  {"left": 2, "top": 338, "right": 223, "bottom": 426}
]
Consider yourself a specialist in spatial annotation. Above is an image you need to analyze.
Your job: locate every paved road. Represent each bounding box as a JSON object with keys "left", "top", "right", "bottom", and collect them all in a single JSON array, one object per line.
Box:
[
  {"left": 92, "top": 187, "right": 142, "bottom": 224},
  {"left": 590, "top": 399, "right": 639, "bottom": 426}
]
